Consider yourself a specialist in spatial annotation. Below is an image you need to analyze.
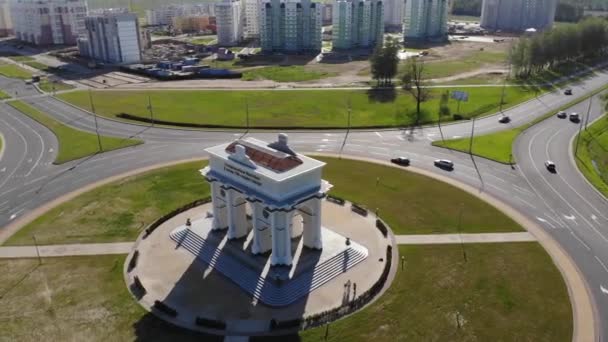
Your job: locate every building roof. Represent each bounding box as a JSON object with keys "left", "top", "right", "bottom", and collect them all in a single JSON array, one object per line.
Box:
[{"left": 205, "top": 134, "right": 326, "bottom": 181}]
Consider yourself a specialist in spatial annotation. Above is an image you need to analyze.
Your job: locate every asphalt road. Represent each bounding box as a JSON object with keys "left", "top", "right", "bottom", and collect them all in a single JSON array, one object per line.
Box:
[{"left": 0, "top": 69, "right": 607, "bottom": 338}]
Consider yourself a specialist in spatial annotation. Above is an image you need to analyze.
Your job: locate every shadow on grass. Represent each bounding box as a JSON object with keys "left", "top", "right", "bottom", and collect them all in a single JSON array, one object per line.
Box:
[
  {"left": 133, "top": 312, "right": 223, "bottom": 342},
  {"left": 366, "top": 86, "right": 397, "bottom": 103}
]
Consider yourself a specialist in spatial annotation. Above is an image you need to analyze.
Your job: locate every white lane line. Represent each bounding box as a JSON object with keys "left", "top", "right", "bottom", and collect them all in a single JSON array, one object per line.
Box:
[
  {"left": 9, "top": 208, "right": 24, "bottom": 221},
  {"left": 375, "top": 132, "right": 383, "bottom": 138},
  {"left": 595, "top": 255, "right": 608, "bottom": 274},
  {"left": 512, "top": 184, "right": 534, "bottom": 196},
  {"left": 601, "top": 285, "right": 608, "bottom": 295},
  {"left": 396, "top": 136, "right": 405, "bottom": 141},
  {"left": 515, "top": 196, "right": 536, "bottom": 209},
  {"left": 536, "top": 217, "right": 556, "bottom": 229},
  {"left": 23, "top": 174, "right": 48, "bottom": 187},
  {"left": 0, "top": 117, "right": 28, "bottom": 190},
  {"left": 570, "top": 231, "right": 591, "bottom": 251},
  {"left": 371, "top": 151, "right": 389, "bottom": 157},
  {"left": 528, "top": 128, "right": 608, "bottom": 242},
  {"left": 382, "top": 142, "right": 399, "bottom": 147},
  {"left": 8, "top": 110, "right": 46, "bottom": 178},
  {"left": 546, "top": 127, "right": 608, "bottom": 224}
]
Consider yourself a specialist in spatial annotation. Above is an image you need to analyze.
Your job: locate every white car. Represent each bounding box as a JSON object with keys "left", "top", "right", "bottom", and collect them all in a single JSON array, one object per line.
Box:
[
  {"left": 545, "top": 160, "right": 556, "bottom": 172},
  {"left": 434, "top": 159, "right": 454, "bottom": 169}
]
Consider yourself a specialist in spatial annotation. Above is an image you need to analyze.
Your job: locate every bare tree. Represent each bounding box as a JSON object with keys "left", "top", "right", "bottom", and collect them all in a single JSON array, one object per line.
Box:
[{"left": 401, "top": 58, "right": 430, "bottom": 125}]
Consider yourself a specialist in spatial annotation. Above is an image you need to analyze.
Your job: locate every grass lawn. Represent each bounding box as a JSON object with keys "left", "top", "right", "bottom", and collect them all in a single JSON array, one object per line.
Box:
[
  {"left": 189, "top": 37, "right": 216, "bottom": 45},
  {"left": 38, "top": 79, "right": 75, "bottom": 93},
  {"left": 24, "top": 61, "right": 51, "bottom": 71},
  {"left": 0, "top": 89, "right": 11, "bottom": 99},
  {"left": 297, "top": 244, "right": 571, "bottom": 341},
  {"left": 5, "top": 158, "right": 522, "bottom": 246},
  {"left": 8, "top": 55, "right": 34, "bottom": 63},
  {"left": 0, "top": 255, "right": 221, "bottom": 342},
  {"left": 0, "top": 64, "right": 33, "bottom": 79},
  {"left": 8, "top": 101, "right": 142, "bottom": 164},
  {"left": 242, "top": 66, "right": 337, "bottom": 82},
  {"left": 57, "top": 87, "right": 535, "bottom": 128},
  {"left": 574, "top": 113, "right": 608, "bottom": 197},
  {"left": 412, "top": 50, "right": 507, "bottom": 80},
  {"left": 434, "top": 84, "right": 608, "bottom": 164}
]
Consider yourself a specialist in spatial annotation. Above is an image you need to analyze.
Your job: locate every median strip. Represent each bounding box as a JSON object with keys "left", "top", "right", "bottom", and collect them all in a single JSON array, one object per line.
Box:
[{"left": 8, "top": 100, "right": 142, "bottom": 164}]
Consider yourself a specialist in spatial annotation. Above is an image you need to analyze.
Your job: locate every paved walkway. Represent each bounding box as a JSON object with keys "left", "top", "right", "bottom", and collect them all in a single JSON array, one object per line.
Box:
[
  {"left": 0, "top": 233, "right": 536, "bottom": 259},
  {"left": 395, "top": 232, "right": 536, "bottom": 245},
  {"left": 0, "top": 242, "right": 134, "bottom": 258}
]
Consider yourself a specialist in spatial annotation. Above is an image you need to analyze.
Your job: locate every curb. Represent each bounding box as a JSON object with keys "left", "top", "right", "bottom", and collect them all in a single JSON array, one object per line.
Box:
[
  {"left": 309, "top": 153, "right": 596, "bottom": 342},
  {"left": 569, "top": 112, "right": 608, "bottom": 202},
  {"left": 0, "top": 154, "right": 596, "bottom": 342},
  {"left": 0, "top": 133, "right": 4, "bottom": 162}
]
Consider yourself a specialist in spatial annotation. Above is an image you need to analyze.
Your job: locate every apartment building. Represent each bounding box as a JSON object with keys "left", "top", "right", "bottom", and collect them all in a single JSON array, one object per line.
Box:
[
  {"left": 481, "top": 0, "right": 558, "bottom": 32},
  {"left": 215, "top": 0, "right": 243, "bottom": 46},
  {"left": 403, "top": 0, "right": 448, "bottom": 41},
  {"left": 332, "top": 0, "right": 383, "bottom": 50},
  {"left": 260, "top": 0, "right": 323, "bottom": 53},
  {"left": 79, "top": 10, "right": 141, "bottom": 64}
]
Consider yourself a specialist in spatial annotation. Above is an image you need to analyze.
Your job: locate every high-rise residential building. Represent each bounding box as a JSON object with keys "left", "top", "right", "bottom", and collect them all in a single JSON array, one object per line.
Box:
[
  {"left": 215, "top": 0, "right": 243, "bottom": 46},
  {"left": 244, "top": 0, "right": 261, "bottom": 39},
  {"left": 0, "top": 0, "right": 12, "bottom": 37},
  {"left": 145, "top": 4, "right": 214, "bottom": 26},
  {"left": 260, "top": 0, "right": 323, "bottom": 53},
  {"left": 80, "top": 10, "right": 142, "bottom": 64},
  {"left": 172, "top": 15, "right": 212, "bottom": 33},
  {"left": 322, "top": 3, "right": 332, "bottom": 25},
  {"left": 11, "top": 0, "right": 87, "bottom": 46},
  {"left": 332, "top": 0, "right": 383, "bottom": 50},
  {"left": 383, "top": 0, "right": 403, "bottom": 28},
  {"left": 480, "top": 0, "right": 557, "bottom": 32},
  {"left": 403, "top": 0, "right": 448, "bottom": 42}
]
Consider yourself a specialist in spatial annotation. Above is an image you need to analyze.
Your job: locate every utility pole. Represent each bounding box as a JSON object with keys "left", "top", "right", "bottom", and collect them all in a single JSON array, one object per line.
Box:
[
  {"left": 575, "top": 110, "right": 585, "bottom": 157},
  {"left": 457, "top": 203, "right": 467, "bottom": 262},
  {"left": 584, "top": 95, "right": 593, "bottom": 130},
  {"left": 468, "top": 116, "right": 484, "bottom": 189},
  {"left": 88, "top": 89, "right": 103, "bottom": 152},
  {"left": 147, "top": 94, "right": 155, "bottom": 126},
  {"left": 499, "top": 56, "right": 511, "bottom": 112}
]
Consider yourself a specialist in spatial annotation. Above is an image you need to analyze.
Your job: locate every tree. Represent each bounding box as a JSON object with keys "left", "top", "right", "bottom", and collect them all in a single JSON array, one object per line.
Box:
[
  {"left": 437, "top": 90, "right": 451, "bottom": 143},
  {"left": 401, "top": 57, "right": 429, "bottom": 125},
  {"left": 369, "top": 38, "right": 399, "bottom": 86}
]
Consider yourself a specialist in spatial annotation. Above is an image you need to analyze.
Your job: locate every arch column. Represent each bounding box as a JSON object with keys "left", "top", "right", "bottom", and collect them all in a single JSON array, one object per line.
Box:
[
  {"left": 210, "top": 182, "right": 228, "bottom": 231},
  {"left": 270, "top": 210, "right": 293, "bottom": 266},
  {"left": 226, "top": 189, "right": 249, "bottom": 240},
  {"left": 303, "top": 198, "right": 323, "bottom": 250},
  {"left": 251, "top": 202, "right": 272, "bottom": 254}
]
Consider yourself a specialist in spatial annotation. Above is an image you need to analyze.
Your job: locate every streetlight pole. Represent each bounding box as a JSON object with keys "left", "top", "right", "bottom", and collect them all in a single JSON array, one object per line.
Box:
[
  {"left": 147, "top": 93, "right": 155, "bottom": 126},
  {"left": 88, "top": 89, "right": 103, "bottom": 152},
  {"left": 584, "top": 95, "right": 593, "bottom": 130}
]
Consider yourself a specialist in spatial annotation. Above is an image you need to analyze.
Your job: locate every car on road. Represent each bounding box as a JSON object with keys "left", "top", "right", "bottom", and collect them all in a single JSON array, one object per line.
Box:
[
  {"left": 545, "top": 161, "right": 557, "bottom": 173},
  {"left": 557, "top": 111, "right": 567, "bottom": 119},
  {"left": 569, "top": 112, "right": 580, "bottom": 123},
  {"left": 498, "top": 115, "right": 511, "bottom": 124},
  {"left": 390, "top": 157, "right": 410, "bottom": 166},
  {"left": 434, "top": 159, "right": 454, "bottom": 170},
  {"left": 564, "top": 88, "right": 573, "bottom": 95}
]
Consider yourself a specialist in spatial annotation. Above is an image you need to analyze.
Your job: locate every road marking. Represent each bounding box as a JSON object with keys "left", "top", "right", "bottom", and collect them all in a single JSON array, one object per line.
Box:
[
  {"left": 595, "top": 256, "right": 608, "bottom": 274},
  {"left": 563, "top": 214, "right": 576, "bottom": 221},
  {"left": 375, "top": 132, "right": 383, "bottom": 138},
  {"left": 536, "top": 217, "right": 556, "bottom": 229},
  {"left": 49, "top": 148, "right": 53, "bottom": 153},
  {"left": 451, "top": 135, "right": 462, "bottom": 139},
  {"left": 396, "top": 136, "right": 405, "bottom": 141},
  {"left": 570, "top": 231, "right": 591, "bottom": 251},
  {"left": 515, "top": 196, "right": 536, "bottom": 209},
  {"left": 601, "top": 285, "right": 608, "bottom": 295},
  {"left": 9, "top": 209, "right": 24, "bottom": 221},
  {"left": 591, "top": 214, "right": 598, "bottom": 221},
  {"left": 0, "top": 167, "right": 5, "bottom": 172},
  {"left": 371, "top": 151, "right": 389, "bottom": 157}
]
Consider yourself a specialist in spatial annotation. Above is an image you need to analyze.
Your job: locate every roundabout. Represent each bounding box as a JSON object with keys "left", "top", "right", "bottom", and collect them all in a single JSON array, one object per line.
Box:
[{"left": 1, "top": 55, "right": 608, "bottom": 340}]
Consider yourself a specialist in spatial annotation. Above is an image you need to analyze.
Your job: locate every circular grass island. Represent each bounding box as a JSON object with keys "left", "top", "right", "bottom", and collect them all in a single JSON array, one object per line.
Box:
[{"left": 1, "top": 157, "right": 572, "bottom": 341}]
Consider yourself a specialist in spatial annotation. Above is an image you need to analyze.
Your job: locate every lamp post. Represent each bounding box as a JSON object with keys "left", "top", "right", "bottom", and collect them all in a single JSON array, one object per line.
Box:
[{"left": 88, "top": 89, "right": 103, "bottom": 152}]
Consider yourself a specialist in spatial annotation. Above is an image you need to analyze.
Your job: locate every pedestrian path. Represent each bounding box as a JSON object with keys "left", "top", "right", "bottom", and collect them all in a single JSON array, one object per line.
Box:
[
  {"left": 0, "top": 242, "right": 134, "bottom": 258},
  {"left": 0, "top": 233, "right": 536, "bottom": 259},
  {"left": 395, "top": 232, "right": 536, "bottom": 245}
]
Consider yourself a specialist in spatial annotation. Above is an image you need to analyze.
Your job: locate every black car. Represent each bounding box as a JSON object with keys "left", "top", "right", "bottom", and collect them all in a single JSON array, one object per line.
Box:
[
  {"left": 498, "top": 116, "right": 511, "bottom": 124},
  {"left": 391, "top": 157, "right": 410, "bottom": 166},
  {"left": 557, "top": 111, "right": 567, "bottom": 119},
  {"left": 564, "top": 88, "right": 573, "bottom": 95}
]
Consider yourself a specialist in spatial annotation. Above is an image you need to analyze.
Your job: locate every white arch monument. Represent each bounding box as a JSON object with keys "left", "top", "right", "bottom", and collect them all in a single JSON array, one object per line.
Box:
[{"left": 202, "top": 134, "right": 332, "bottom": 266}]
